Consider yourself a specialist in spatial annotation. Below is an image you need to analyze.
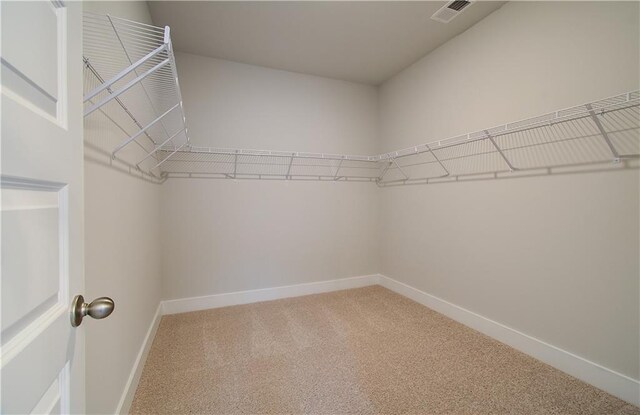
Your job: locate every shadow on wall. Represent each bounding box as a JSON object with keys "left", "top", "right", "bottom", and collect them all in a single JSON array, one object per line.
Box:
[{"left": 377, "top": 160, "right": 639, "bottom": 187}]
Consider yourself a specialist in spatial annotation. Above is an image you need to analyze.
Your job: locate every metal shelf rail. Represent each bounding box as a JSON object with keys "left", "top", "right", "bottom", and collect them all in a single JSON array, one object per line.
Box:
[
  {"left": 373, "top": 90, "right": 640, "bottom": 185},
  {"left": 158, "top": 148, "right": 383, "bottom": 182},
  {"left": 82, "top": 13, "right": 190, "bottom": 179},
  {"left": 80, "top": 12, "right": 637, "bottom": 184},
  {"left": 157, "top": 90, "right": 639, "bottom": 183}
]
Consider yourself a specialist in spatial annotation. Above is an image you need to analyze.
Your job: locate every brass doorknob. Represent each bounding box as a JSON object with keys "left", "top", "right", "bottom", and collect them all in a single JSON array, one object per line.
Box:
[{"left": 70, "top": 295, "right": 115, "bottom": 327}]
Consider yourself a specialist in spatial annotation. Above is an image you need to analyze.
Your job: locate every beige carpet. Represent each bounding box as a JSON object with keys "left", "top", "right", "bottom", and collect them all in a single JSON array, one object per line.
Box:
[{"left": 131, "top": 286, "right": 639, "bottom": 414}]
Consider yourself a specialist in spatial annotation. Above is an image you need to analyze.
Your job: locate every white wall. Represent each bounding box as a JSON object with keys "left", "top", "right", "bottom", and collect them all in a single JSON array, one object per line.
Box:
[
  {"left": 176, "top": 52, "right": 379, "bottom": 152},
  {"left": 162, "top": 179, "right": 378, "bottom": 298},
  {"left": 378, "top": 0, "right": 639, "bottom": 381},
  {"left": 82, "top": 1, "right": 639, "bottom": 410},
  {"left": 83, "top": 2, "right": 162, "bottom": 414},
  {"left": 161, "top": 53, "right": 380, "bottom": 300}
]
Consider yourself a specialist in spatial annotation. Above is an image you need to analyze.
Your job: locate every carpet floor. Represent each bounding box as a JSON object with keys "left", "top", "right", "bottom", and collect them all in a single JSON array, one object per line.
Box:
[{"left": 131, "top": 286, "right": 639, "bottom": 414}]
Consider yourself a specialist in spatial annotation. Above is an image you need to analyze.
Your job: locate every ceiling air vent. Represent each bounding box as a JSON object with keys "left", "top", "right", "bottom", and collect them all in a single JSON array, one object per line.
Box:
[{"left": 431, "top": 0, "right": 473, "bottom": 23}]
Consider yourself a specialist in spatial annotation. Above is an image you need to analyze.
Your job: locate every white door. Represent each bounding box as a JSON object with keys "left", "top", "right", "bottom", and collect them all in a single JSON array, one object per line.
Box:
[{"left": 1, "top": 1, "right": 85, "bottom": 413}]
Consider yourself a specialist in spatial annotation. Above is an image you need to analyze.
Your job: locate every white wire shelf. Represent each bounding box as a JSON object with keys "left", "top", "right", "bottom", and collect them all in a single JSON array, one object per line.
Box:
[
  {"left": 158, "top": 90, "right": 639, "bottom": 184},
  {"left": 374, "top": 90, "right": 640, "bottom": 185},
  {"left": 82, "top": 12, "right": 190, "bottom": 179},
  {"left": 157, "top": 147, "right": 383, "bottom": 182},
  {"left": 80, "top": 11, "right": 638, "bottom": 184}
]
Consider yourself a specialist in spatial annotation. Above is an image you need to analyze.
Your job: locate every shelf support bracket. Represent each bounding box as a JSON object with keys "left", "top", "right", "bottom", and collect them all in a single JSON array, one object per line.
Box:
[
  {"left": 377, "top": 160, "right": 392, "bottom": 182},
  {"left": 392, "top": 158, "right": 409, "bottom": 180},
  {"left": 485, "top": 130, "right": 517, "bottom": 171},
  {"left": 154, "top": 141, "right": 187, "bottom": 170},
  {"left": 83, "top": 44, "right": 167, "bottom": 103},
  {"left": 84, "top": 58, "right": 170, "bottom": 117},
  {"left": 112, "top": 103, "right": 180, "bottom": 158},
  {"left": 136, "top": 128, "right": 186, "bottom": 169},
  {"left": 83, "top": 58, "right": 158, "bottom": 146},
  {"left": 426, "top": 144, "right": 450, "bottom": 177},
  {"left": 333, "top": 158, "right": 344, "bottom": 181},
  {"left": 233, "top": 150, "right": 239, "bottom": 179},
  {"left": 586, "top": 104, "right": 620, "bottom": 162},
  {"left": 286, "top": 153, "right": 295, "bottom": 179}
]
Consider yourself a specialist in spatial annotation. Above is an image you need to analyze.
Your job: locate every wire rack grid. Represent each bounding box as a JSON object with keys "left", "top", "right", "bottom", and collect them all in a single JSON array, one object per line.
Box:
[
  {"left": 82, "top": 12, "right": 190, "bottom": 179},
  {"left": 82, "top": 14, "right": 638, "bottom": 185},
  {"left": 158, "top": 91, "right": 639, "bottom": 183}
]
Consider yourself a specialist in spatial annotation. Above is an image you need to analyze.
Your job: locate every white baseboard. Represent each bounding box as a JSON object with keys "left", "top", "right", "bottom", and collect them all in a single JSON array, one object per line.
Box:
[
  {"left": 115, "top": 303, "right": 163, "bottom": 415},
  {"left": 117, "top": 274, "right": 639, "bottom": 411},
  {"left": 161, "top": 274, "right": 380, "bottom": 315},
  {"left": 378, "top": 274, "right": 640, "bottom": 407}
]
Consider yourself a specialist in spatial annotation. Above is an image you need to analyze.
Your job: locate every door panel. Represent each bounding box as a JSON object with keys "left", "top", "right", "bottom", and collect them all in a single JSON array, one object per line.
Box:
[
  {"left": 2, "top": 186, "right": 62, "bottom": 338},
  {"left": 1, "top": 1, "right": 63, "bottom": 120},
  {"left": 1, "top": 1, "right": 84, "bottom": 413}
]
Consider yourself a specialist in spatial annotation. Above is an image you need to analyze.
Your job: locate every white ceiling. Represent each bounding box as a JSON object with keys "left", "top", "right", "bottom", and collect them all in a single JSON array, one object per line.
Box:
[{"left": 148, "top": 1, "right": 505, "bottom": 85}]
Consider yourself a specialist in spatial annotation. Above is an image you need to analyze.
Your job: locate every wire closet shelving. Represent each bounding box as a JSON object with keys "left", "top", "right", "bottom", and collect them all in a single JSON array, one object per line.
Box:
[
  {"left": 158, "top": 91, "right": 640, "bottom": 184},
  {"left": 82, "top": 14, "right": 639, "bottom": 185},
  {"left": 83, "top": 13, "right": 190, "bottom": 180}
]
